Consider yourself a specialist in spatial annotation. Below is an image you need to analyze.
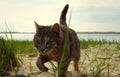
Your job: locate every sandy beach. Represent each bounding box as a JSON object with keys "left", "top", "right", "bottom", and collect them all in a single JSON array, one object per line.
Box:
[{"left": 9, "top": 43, "right": 120, "bottom": 77}]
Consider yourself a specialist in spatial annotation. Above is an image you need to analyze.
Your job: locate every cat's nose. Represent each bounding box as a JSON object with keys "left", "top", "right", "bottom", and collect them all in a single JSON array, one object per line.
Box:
[
  {"left": 40, "top": 47, "right": 45, "bottom": 52},
  {"left": 41, "top": 49, "right": 45, "bottom": 52}
]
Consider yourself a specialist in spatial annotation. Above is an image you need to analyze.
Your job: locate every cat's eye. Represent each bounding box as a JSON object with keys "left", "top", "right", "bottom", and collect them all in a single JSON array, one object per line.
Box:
[
  {"left": 46, "top": 41, "right": 52, "bottom": 47},
  {"left": 46, "top": 41, "right": 50, "bottom": 45}
]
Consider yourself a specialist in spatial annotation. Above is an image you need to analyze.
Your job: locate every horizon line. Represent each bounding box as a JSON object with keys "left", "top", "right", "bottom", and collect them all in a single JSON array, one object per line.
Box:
[{"left": 0, "top": 31, "right": 120, "bottom": 34}]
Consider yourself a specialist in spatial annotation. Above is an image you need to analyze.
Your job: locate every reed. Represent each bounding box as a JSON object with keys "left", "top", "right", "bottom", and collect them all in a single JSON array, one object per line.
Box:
[
  {"left": 0, "top": 37, "right": 20, "bottom": 76},
  {"left": 57, "top": 9, "right": 72, "bottom": 77},
  {"left": 0, "top": 24, "right": 20, "bottom": 76}
]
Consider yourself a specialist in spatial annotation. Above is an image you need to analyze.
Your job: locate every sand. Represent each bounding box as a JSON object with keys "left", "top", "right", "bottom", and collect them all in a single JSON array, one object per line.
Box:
[{"left": 9, "top": 44, "right": 120, "bottom": 77}]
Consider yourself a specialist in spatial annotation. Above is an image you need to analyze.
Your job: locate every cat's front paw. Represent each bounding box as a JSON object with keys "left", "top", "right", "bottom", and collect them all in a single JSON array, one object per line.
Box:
[
  {"left": 43, "top": 67, "right": 49, "bottom": 72},
  {"left": 55, "top": 70, "right": 67, "bottom": 77},
  {"left": 39, "top": 66, "right": 49, "bottom": 72}
]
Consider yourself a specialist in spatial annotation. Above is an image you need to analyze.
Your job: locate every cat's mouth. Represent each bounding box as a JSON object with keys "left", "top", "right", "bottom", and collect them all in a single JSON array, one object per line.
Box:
[
  {"left": 39, "top": 47, "right": 58, "bottom": 55},
  {"left": 38, "top": 48, "right": 52, "bottom": 54}
]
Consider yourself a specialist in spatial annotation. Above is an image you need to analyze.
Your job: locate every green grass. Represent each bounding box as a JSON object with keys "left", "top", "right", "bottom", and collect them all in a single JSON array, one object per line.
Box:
[
  {"left": 0, "top": 37, "right": 20, "bottom": 76},
  {"left": 0, "top": 37, "right": 36, "bottom": 76},
  {"left": 0, "top": 37, "right": 120, "bottom": 77},
  {"left": 80, "top": 39, "right": 119, "bottom": 49},
  {"left": 11, "top": 40, "right": 36, "bottom": 54},
  {"left": 57, "top": 9, "right": 73, "bottom": 77},
  {"left": 1, "top": 39, "right": 119, "bottom": 54},
  {"left": 1, "top": 39, "right": 119, "bottom": 53},
  {"left": 1, "top": 40, "right": 36, "bottom": 53},
  {"left": 0, "top": 23, "right": 36, "bottom": 76}
]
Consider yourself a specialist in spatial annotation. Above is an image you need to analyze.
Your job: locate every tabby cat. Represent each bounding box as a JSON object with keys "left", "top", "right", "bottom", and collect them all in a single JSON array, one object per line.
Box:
[{"left": 33, "top": 4, "right": 80, "bottom": 77}]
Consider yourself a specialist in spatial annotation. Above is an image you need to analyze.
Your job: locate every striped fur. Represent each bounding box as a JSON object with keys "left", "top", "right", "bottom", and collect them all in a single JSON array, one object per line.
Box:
[{"left": 33, "top": 4, "right": 80, "bottom": 77}]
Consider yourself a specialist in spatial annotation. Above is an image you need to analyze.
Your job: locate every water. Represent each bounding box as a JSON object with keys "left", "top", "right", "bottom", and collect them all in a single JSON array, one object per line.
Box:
[
  {"left": 0, "top": 32, "right": 120, "bottom": 41},
  {"left": 78, "top": 33, "right": 120, "bottom": 41}
]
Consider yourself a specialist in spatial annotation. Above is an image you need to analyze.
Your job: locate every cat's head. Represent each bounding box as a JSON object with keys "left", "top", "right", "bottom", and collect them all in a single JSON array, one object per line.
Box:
[{"left": 33, "top": 21, "right": 64, "bottom": 54}]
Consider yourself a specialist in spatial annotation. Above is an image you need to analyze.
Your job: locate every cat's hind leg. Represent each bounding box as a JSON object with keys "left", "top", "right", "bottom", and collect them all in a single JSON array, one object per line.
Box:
[
  {"left": 36, "top": 55, "right": 51, "bottom": 72},
  {"left": 73, "top": 58, "right": 80, "bottom": 71},
  {"left": 58, "top": 58, "right": 71, "bottom": 77}
]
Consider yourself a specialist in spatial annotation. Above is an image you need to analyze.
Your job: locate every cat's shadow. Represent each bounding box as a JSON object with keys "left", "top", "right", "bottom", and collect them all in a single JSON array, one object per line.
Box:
[
  {"left": 31, "top": 71, "right": 88, "bottom": 77},
  {"left": 66, "top": 71, "right": 88, "bottom": 77}
]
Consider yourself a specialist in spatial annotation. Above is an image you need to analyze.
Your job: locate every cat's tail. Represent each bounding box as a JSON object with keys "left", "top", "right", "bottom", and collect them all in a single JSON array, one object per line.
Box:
[{"left": 59, "top": 4, "right": 69, "bottom": 26}]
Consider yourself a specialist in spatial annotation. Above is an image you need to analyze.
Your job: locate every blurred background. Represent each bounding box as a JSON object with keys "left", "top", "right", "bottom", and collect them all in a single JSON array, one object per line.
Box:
[{"left": 0, "top": 0, "right": 120, "bottom": 41}]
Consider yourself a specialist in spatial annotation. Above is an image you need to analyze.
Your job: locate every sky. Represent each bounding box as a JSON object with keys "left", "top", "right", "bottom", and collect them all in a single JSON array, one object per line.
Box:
[{"left": 0, "top": 0, "right": 120, "bottom": 32}]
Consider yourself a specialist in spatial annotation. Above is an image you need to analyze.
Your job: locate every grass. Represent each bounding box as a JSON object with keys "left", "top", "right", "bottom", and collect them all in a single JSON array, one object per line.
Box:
[
  {"left": 80, "top": 39, "right": 119, "bottom": 49},
  {"left": 0, "top": 37, "right": 20, "bottom": 76},
  {"left": 0, "top": 23, "right": 36, "bottom": 76},
  {"left": 1, "top": 39, "right": 120, "bottom": 76},
  {"left": 11, "top": 40, "right": 36, "bottom": 54},
  {"left": 57, "top": 9, "right": 72, "bottom": 77},
  {"left": 0, "top": 36, "right": 37, "bottom": 76},
  {"left": 0, "top": 35, "right": 120, "bottom": 77},
  {"left": 0, "top": 22, "right": 22, "bottom": 76},
  {"left": 1, "top": 39, "right": 119, "bottom": 54},
  {"left": 79, "top": 39, "right": 120, "bottom": 77}
]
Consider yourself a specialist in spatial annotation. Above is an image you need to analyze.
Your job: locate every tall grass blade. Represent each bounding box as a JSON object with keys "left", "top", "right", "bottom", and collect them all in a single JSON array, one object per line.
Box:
[
  {"left": 0, "top": 23, "right": 20, "bottom": 76},
  {"left": 57, "top": 10, "right": 72, "bottom": 77}
]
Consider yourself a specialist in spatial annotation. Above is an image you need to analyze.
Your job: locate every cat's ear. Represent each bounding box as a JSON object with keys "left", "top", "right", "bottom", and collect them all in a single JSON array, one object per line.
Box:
[
  {"left": 52, "top": 23, "right": 60, "bottom": 32},
  {"left": 34, "top": 21, "right": 39, "bottom": 30}
]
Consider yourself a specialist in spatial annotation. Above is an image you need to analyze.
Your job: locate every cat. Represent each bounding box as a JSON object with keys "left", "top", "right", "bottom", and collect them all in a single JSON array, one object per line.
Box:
[{"left": 33, "top": 4, "right": 80, "bottom": 77}]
